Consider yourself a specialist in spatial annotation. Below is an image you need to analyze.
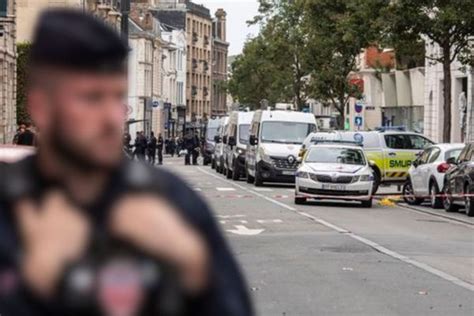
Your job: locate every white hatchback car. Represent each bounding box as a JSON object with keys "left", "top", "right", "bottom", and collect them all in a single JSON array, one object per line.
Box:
[
  {"left": 295, "top": 142, "right": 374, "bottom": 207},
  {"left": 403, "top": 143, "right": 465, "bottom": 208}
]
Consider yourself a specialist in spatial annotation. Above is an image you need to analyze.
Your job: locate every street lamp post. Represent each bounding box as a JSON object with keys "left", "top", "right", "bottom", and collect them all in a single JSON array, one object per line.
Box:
[{"left": 120, "top": 0, "right": 130, "bottom": 42}]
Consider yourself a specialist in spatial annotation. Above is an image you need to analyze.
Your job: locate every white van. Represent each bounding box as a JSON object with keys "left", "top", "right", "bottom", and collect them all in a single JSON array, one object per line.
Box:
[
  {"left": 214, "top": 116, "right": 229, "bottom": 174},
  {"left": 245, "top": 110, "right": 317, "bottom": 186},
  {"left": 223, "top": 111, "right": 254, "bottom": 180},
  {"left": 204, "top": 118, "right": 220, "bottom": 167}
]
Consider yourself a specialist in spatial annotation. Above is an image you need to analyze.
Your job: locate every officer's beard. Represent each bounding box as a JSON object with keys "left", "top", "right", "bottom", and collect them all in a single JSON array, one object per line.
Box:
[{"left": 49, "top": 119, "right": 120, "bottom": 173}]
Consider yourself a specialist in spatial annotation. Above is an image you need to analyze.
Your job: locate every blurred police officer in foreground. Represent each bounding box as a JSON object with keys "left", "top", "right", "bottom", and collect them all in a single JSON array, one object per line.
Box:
[{"left": 0, "top": 9, "right": 252, "bottom": 316}]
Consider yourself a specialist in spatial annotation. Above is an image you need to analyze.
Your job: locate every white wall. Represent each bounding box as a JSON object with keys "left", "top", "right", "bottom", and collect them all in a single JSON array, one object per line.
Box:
[{"left": 424, "top": 42, "right": 473, "bottom": 142}]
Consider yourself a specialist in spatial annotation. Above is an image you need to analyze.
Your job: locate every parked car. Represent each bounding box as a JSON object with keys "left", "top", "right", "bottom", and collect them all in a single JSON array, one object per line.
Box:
[
  {"left": 403, "top": 144, "right": 465, "bottom": 208},
  {"left": 0, "top": 145, "right": 35, "bottom": 163},
  {"left": 443, "top": 142, "right": 474, "bottom": 217},
  {"left": 223, "top": 111, "right": 254, "bottom": 180},
  {"left": 203, "top": 118, "right": 220, "bottom": 167},
  {"left": 214, "top": 116, "right": 229, "bottom": 174},
  {"left": 245, "top": 109, "right": 317, "bottom": 186},
  {"left": 294, "top": 141, "right": 374, "bottom": 207},
  {"left": 302, "top": 130, "right": 434, "bottom": 193}
]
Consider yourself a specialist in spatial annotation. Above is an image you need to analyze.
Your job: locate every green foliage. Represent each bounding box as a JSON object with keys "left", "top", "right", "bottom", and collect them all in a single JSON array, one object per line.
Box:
[
  {"left": 229, "top": 0, "right": 472, "bottom": 132},
  {"left": 303, "top": 0, "right": 388, "bottom": 127},
  {"left": 16, "top": 42, "right": 31, "bottom": 125},
  {"left": 229, "top": 1, "right": 312, "bottom": 110}
]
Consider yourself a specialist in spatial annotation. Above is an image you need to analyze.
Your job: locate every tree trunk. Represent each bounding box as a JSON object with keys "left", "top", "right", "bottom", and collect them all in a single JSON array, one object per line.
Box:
[
  {"left": 337, "top": 96, "right": 346, "bottom": 130},
  {"left": 442, "top": 43, "right": 452, "bottom": 142}
]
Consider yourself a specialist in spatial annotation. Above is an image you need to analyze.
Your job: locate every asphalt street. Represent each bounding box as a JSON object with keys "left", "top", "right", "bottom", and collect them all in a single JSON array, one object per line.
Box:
[{"left": 163, "top": 156, "right": 474, "bottom": 316}]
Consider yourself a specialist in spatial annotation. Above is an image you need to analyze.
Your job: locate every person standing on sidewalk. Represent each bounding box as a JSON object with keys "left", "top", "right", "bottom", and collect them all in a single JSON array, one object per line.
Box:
[
  {"left": 184, "top": 131, "right": 195, "bottom": 165},
  {"left": 147, "top": 131, "right": 157, "bottom": 165},
  {"left": 157, "top": 133, "right": 164, "bottom": 165}
]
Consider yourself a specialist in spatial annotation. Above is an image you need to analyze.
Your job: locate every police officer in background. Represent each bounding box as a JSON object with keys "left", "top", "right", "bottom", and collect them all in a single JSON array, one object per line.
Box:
[
  {"left": 0, "top": 9, "right": 252, "bottom": 316},
  {"left": 147, "top": 131, "right": 157, "bottom": 165},
  {"left": 157, "top": 133, "right": 164, "bottom": 165}
]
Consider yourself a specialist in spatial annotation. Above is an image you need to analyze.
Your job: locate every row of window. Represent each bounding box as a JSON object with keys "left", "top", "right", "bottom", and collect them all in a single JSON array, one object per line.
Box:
[{"left": 187, "top": 18, "right": 211, "bottom": 38}]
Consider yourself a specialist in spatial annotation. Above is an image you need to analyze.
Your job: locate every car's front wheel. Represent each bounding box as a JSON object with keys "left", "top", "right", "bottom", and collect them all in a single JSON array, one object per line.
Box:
[
  {"left": 443, "top": 183, "right": 459, "bottom": 213},
  {"left": 361, "top": 198, "right": 373, "bottom": 208},
  {"left": 246, "top": 165, "right": 254, "bottom": 184},
  {"left": 231, "top": 160, "right": 239, "bottom": 181},
  {"left": 294, "top": 196, "right": 306, "bottom": 205},
  {"left": 254, "top": 168, "right": 263, "bottom": 187},
  {"left": 429, "top": 181, "right": 443, "bottom": 209},
  {"left": 402, "top": 180, "right": 423, "bottom": 205},
  {"left": 464, "top": 183, "right": 474, "bottom": 217}
]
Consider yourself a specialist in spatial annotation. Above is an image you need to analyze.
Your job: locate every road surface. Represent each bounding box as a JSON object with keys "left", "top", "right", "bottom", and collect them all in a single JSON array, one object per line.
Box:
[{"left": 164, "top": 156, "right": 474, "bottom": 316}]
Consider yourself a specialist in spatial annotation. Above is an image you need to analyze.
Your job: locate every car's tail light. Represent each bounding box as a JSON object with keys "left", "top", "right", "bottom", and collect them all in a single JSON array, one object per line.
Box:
[{"left": 437, "top": 162, "right": 450, "bottom": 173}]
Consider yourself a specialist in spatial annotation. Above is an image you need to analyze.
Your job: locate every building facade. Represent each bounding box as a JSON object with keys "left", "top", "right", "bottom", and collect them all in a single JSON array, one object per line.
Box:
[
  {"left": 0, "top": 0, "right": 16, "bottom": 144},
  {"left": 211, "top": 8, "right": 228, "bottom": 117},
  {"left": 17, "top": 0, "right": 122, "bottom": 42},
  {"left": 160, "top": 23, "right": 186, "bottom": 138},
  {"left": 424, "top": 41, "right": 473, "bottom": 143},
  {"left": 153, "top": 0, "right": 212, "bottom": 131},
  {"left": 127, "top": 18, "right": 160, "bottom": 138}
]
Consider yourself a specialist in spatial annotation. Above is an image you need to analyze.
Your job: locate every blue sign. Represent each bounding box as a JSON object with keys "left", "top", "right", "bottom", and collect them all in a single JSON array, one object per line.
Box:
[
  {"left": 354, "top": 116, "right": 363, "bottom": 127},
  {"left": 355, "top": 101, "right": 364, "bottom": 114},
  {"left": 354, "top": 133, "right": 364, "bottom": 144},
  {"left": 152, "top": 100, "right": 160, "bottom": 108}
]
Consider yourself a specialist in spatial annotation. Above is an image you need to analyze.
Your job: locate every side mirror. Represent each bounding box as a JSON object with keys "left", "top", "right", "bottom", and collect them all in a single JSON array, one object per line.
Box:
[
  {"left": 412, "top": 160, "right": 419, "bottom": 168},
  {"left": 228, "top": 136, "right": 236, "bottom": 147},
  {"left": 446, "top": 157, "right": 457, "bottom": 165},
  {"left": 214, "top": 135, "right": 221, "bottom": 143},
  {"left": 249, "top": 135, "right": 258, "bottom": 146},
  {"left": 222, "top": 135, "right": 228, "bottom": 144}
]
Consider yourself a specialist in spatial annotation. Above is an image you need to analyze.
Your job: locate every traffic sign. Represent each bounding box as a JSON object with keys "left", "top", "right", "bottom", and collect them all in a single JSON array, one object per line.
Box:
[
  {"left": 355, "top": 101, "right": 364, "bottom": 114},
  {"left": 354, "top": 116, "right": 363, "bottom": 127}
]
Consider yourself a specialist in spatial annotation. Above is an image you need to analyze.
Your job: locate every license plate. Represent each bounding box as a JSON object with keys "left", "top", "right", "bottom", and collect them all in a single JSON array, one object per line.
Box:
[
  {"left": 281, "top": 170, "right": 295, "bottom": 176},
  {"left": 322, "top": 184, "right": 346, "bottom": 191}
]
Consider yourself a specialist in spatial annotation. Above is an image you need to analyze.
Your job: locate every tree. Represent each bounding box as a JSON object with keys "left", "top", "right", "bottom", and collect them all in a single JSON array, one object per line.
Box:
[
  {"left": 303, "top": 0, "right": 389, "bottom": 128},
  {"left": 229, "top": 1, "right": 311, "bottom": 110},
  {"left": 386, "top": 0, "right": 473, "bottom": 142},
  {"left": 16, "top": 43, "right": 32, "bottom": 125}
]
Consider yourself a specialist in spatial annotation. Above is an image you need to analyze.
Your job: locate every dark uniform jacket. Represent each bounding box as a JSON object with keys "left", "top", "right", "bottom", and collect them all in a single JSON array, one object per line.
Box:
[{"left": 0, "top": 156, "right": 253, "bottom": 316}]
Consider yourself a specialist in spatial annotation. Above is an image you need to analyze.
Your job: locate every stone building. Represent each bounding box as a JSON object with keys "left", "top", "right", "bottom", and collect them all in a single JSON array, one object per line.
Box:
[
  {"left": 211, "top": 8, "right": 228, "bottom": 117},
  {"left": 127, "top": 15, "right": 163, "bottom": 138},
  {"left": 0, "top": 0, "right": 17, "bottom": 143},
  {"left": 152, "top": 0, "right": 212, "bottom": 130}
]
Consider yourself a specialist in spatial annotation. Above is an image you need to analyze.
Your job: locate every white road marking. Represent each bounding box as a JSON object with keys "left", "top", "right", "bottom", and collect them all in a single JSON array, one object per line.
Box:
[
  {"left": 257, "top": 219, "right": 283, "bottom": 224},
  {"left": 216, "top": 215, "right": 245, "bottom": 219},
  {"left": 216, "top": 187, "right": 236, "bottom": 192},
  {"left": 253, "top": 188, "right": 273, "bottom": 192},
  {"left": 197, "top": 167, "right": 474, "bottom": 292},
  {"left": 193, "top": 188, "right": 202, "bottom": 191},
  {"left": 227, "top": 225, "right": 265, "bottom": 236}
]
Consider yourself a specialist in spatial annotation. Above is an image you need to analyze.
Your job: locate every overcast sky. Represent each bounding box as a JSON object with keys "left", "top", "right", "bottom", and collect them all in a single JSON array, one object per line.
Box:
[{"left": 195, "top": 0, "right": 260, "bottom": 56}]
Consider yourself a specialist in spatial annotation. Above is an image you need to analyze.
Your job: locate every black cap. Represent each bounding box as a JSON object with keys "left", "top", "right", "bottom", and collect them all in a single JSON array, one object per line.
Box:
[{"left": 30, "top": 8, "right": 129, "bottom": 72}]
